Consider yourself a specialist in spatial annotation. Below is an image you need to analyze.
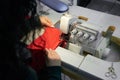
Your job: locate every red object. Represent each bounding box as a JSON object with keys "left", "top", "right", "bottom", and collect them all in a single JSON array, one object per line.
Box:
[{"left": 27, "top": 27, "right": 62, "bottom": 73}]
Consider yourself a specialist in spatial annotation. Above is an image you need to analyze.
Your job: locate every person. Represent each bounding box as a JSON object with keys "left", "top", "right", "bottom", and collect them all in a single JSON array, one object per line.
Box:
[
  {"left": 20, "top": 14, "right": 62, "bottom": 76},
  {"left": 0, "top": 0, "right": 62, "bottom": 80}
]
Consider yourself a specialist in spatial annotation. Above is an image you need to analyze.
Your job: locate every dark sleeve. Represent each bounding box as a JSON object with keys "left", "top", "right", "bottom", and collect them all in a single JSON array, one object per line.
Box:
[
  {"left": 26, "top": 66, "right": 38, "bottom": 80},
  {"left": 46, "top": 66, "right": 61, "bottom": 80}
]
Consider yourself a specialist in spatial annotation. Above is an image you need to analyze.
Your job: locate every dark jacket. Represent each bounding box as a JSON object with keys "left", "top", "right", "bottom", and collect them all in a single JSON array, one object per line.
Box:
[{"left": 27, "top": 66, "right": 61, "bottom": 80}]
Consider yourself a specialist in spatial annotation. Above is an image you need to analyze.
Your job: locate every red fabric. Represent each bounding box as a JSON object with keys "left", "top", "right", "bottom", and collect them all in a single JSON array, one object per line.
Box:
[{"left": 27, "top": 27, "right": 62, "bottom": 73}]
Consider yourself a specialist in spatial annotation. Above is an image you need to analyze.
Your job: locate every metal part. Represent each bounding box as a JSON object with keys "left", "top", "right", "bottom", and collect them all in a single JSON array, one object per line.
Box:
[{"left": 105, "top": 62, "right": 117, "bottom": 79}]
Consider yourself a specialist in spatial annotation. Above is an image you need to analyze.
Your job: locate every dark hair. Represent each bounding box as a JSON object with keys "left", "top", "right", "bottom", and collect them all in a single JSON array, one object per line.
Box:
[{"left": 0, "top": 0, "right": 41, "bottom": 80}]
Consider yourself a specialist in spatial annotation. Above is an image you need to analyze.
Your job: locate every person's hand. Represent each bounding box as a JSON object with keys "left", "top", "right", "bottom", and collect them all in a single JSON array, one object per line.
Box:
[
  {"left": 45, "top": 48, "right": 61, "bottom": 67},
  {"left": 39, "top": 16, "right": 54, "bottom": 27}
]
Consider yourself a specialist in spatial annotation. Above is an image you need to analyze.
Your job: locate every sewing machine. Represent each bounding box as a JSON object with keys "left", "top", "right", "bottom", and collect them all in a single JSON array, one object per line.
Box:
[{"left": 55, "top": 12, "right": 120, "bottom": 80}]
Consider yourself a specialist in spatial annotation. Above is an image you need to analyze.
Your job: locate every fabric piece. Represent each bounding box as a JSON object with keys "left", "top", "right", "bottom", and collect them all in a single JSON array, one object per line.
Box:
[{"left": 27, "top": 27, "right": 62, "bottom": 73}]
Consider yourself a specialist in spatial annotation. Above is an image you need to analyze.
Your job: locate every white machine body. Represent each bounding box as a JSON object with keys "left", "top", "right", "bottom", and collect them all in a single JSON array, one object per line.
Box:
[{"left": 55, "top": 14, "right": 120, "bottom": 80}]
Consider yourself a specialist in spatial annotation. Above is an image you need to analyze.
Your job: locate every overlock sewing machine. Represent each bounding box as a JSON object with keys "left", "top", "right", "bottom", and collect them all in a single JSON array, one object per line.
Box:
[{"left": 55, "top": 13, "right": 120, "bottom": 80}]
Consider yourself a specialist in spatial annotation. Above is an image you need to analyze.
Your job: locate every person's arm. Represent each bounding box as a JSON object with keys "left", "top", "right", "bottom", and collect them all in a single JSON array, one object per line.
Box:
[
  {"left": 45, "top": 48, "right": 61, "bottom": 80},
  {"left": 39, "top": 16, "right": 54, "bottom": 27}
]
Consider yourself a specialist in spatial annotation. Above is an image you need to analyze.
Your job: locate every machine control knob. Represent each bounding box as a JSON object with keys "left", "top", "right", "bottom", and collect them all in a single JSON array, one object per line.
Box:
[
  {"left": 83, "top": 33, "right": 89, "bottom": 39},
  {"left": 71, "top": 28, "right": 78, "bottom": 35},
  {"left": 76, "top": 31, "right": 83, "bottom": 37},
  {"left": 89, "top": 35, "right": 96, "bottom": 42}
]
